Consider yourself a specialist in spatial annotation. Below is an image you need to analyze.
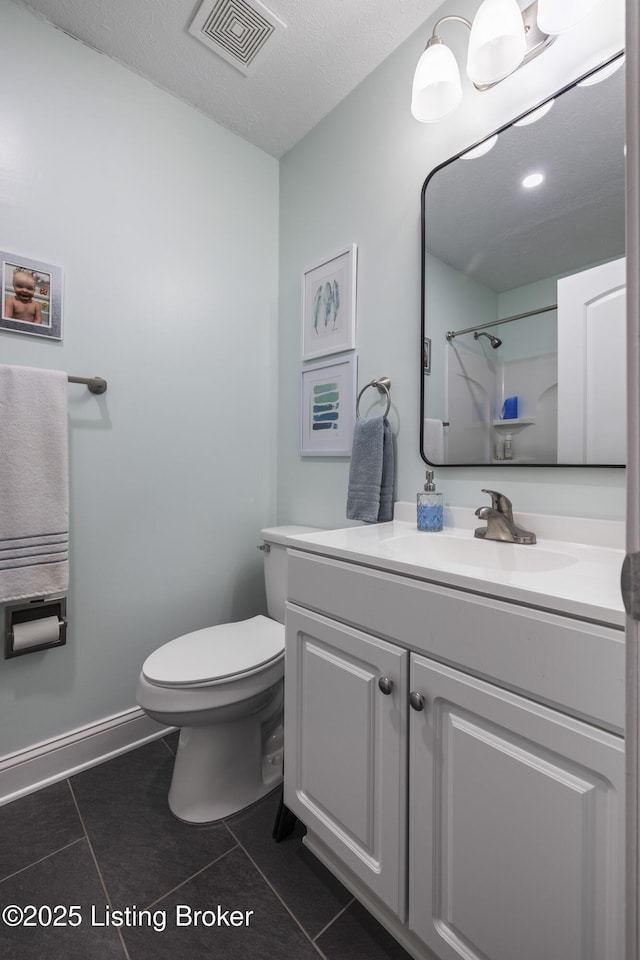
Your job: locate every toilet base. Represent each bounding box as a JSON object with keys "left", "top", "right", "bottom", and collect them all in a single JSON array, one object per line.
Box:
[{"left": 167, "top": 686, "right": 284, "bottom": 824}]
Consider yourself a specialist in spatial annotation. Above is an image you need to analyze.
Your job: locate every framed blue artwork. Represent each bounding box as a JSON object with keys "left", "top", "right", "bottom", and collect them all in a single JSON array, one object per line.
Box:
[
  {"left": 300, "top": 355, "right": 357, "bottom": 456},
  {"left": 301, "top": 245, "right": 357, "bottom": 361}
]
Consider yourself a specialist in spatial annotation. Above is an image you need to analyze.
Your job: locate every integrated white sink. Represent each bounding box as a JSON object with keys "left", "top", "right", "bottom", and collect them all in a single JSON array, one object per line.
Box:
[
  {"left": 378, "top": 533, "right": 577, "bottom": 573},
  {"left": 287, "top": 504, "right": 625, "bottom": 626}
]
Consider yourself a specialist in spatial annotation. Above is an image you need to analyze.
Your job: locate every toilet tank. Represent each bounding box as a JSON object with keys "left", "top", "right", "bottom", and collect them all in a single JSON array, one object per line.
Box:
[{"left": 260, "top": 526, "right": 322, "bottom": 624}]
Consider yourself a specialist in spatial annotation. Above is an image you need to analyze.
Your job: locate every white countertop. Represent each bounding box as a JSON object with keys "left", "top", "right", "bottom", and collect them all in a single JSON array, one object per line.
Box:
[{"left": 283, "top": 504, "right": 626, "bottom": 628}]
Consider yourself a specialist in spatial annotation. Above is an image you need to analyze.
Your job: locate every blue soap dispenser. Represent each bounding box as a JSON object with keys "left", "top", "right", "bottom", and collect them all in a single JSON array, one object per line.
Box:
[{"left": 417, "top": 470, "right": 443, "bottom": 532}]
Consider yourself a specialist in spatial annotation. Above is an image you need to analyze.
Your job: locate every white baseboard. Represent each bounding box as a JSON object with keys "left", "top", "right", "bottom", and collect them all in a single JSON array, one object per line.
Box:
[{"left": 0, "top": 708, "right": 175, "bottom": 806}]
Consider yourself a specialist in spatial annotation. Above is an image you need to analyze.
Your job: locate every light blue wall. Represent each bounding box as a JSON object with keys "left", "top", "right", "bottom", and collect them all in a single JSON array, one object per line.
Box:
[
  {"left": 0, "top": 0, "right": 628, "bottom": 759},
  {"left": 0, "top": 2, "right": 279, "bottom": 756},
  {"left": 278, "top": 0, "right": 626, "bottom": 526}
]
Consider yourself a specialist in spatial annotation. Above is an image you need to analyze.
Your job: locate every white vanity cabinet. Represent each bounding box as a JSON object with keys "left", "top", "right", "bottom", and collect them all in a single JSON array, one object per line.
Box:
[
  {"left": 409, "top": 656, "right": 623, "bottom": 960},
  {"left": 284, "top": 549, "right": 625, "bottom": 960},
  {"left": 284, "top": 605, "right": 408, "bottom": 916}
]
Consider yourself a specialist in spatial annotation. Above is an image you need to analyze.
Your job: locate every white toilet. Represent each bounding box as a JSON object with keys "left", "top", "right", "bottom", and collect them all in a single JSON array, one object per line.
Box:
[{"left": 136, "top": 526, "right": 317, "bottom": 824}]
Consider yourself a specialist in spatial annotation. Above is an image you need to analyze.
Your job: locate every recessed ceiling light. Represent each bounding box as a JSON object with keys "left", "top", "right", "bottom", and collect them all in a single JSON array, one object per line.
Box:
[
  {"left": 514, "top": 100, "right": 554, "bottom": 126},
  {"left": 461, "top": 134, "right": 499, "bottom": 160},
  {"left": 522, "top": 173, "right": 544, "bottom": 188}
]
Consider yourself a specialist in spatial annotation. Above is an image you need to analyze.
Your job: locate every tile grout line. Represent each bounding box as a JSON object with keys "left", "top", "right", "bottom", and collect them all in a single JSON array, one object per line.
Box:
[
  {"left": 223, "top": 819, "right": 331, "bottom": 960},
  {"left": 0, "top": 836, "right": 85, "bottom": 886},
  {"left": 2, "top": 747, "right": 393, "bottom": 959},
  {"left": 66, "top": 779, "right": 132, "bottom": 960},
  {"left": 143, "top": 842, "right": 241, "bottom": 911},
  {"left": 159, "top": 734, "right": 178, "bottom": 757},
  {"left": 311, "top": 896, "right": 356, "bottom": 944}
]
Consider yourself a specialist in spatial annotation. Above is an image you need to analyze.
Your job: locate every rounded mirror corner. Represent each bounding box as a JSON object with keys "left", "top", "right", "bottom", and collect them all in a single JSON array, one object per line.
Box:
[{"left": 421, "top": 53, "right": 626, "bottom": 468}]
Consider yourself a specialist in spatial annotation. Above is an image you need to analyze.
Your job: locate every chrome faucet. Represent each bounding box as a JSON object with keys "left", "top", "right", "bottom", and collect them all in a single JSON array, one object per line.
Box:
[{"left": 474, "top": 489, "right": 536, "bottom": 544}]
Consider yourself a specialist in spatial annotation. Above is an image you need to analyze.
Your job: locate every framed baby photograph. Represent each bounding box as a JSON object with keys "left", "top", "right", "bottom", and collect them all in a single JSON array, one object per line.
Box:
[
  {"left": 301, "top": 244, "right": 357, "bottom": 361},
  {"left": 300, "top": 355, "right": 357, "bottom": 456},
  {"left": 0, "top": 251, "right": 63, "bottom": 340}
]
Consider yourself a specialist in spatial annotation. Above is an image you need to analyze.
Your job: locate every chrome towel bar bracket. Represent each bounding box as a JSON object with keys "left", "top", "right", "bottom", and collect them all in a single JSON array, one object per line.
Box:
[{"left": 68, "top": 375, "right": 107, "bottom": 394}]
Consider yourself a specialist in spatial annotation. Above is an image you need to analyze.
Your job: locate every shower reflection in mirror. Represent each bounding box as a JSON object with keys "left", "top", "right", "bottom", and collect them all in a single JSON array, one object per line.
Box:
[
  {"left": 421, "top": 53, "right": 626, "bottom": 467},
  {"left": 474, "top": 330, "right": 502, "bottom": 349}
]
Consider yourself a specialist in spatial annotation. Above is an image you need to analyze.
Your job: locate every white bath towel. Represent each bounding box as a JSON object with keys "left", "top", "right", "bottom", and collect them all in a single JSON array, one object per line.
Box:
[
  {"left": 0, "top": 365, "right": 69, "bottom": 603},
  {"left": 423, "top": 418, "right": 445, "bottom": 463}
]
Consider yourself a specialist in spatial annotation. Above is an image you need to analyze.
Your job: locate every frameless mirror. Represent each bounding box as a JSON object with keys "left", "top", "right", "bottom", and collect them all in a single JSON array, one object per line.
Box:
[{"left": 421, "top": 54, "right": 626, "bottom": 466}]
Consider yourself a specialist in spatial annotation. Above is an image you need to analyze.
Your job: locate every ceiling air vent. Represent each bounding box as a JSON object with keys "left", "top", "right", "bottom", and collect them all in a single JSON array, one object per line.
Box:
[{"left": 188, "top": 0, "right": 286, "bottom": 76}]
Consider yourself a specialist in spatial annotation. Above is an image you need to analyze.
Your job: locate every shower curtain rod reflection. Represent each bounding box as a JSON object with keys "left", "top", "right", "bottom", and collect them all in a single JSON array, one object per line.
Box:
[
  {"left": 67, "top": 375, "right": 107, "bottom": 394},
  {"left": 445, "top": 303, "right": 557, "bottom": 342}
]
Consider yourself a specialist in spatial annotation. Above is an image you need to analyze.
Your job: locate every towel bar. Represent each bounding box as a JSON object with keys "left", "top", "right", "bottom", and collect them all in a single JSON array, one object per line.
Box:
[
  {"left": 67, "top": 375, "right": 107, "bottom": 394},
  {"left": 356, "top": 377, "right": 391, "bottom": 418}
]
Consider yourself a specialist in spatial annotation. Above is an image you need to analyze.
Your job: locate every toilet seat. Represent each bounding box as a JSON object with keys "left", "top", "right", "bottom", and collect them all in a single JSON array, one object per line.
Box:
[{"left": 142, "top": 615, "right": 284, "bottom": 688}]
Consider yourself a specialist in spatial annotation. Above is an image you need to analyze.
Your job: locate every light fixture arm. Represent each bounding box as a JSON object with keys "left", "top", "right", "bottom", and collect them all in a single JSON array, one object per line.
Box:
[
  {"left": 468, "top": 1, "right": 555, "bottom": 90},
  {"left": 412, "top": 0, "right": 556, "bottom": 109},
  {"left": 417, "top": 1, "right": 555, "bottom": 98},
  {"left": 410, "top": 0, "right": 559, "bottom": 123},
  {"left": 426, "top": 15, "right": 472, "bottom": 50}
]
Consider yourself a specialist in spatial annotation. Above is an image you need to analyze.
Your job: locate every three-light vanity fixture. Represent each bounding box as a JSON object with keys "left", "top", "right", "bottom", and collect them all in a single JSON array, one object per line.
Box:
[{"left": 411, "top": 0, "right": 602, "bottom": 122}]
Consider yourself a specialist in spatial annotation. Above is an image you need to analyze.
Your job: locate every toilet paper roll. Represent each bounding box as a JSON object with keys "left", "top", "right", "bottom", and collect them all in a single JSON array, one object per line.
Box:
[{"left": 11, "top": 616, "right": 61, "bottom": 652}]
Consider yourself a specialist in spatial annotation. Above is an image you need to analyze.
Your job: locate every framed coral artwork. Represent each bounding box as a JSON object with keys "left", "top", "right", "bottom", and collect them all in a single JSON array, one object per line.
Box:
[{"left": 301, "top": 245, "right": 357, "bottom": 361}]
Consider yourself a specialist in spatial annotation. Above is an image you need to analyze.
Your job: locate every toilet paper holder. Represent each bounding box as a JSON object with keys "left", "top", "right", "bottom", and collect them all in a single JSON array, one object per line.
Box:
[{"left": 4, "top": 597, "right": 68, "bottom": 659}]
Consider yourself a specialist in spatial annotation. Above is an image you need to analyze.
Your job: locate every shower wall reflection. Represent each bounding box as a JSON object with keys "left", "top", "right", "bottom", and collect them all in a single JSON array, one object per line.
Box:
[{"left": 446, "top": 308, "right": 558, "bottom": 464}]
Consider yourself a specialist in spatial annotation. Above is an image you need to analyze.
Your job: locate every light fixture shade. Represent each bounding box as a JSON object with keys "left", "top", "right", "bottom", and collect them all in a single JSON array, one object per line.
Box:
[
  {"left": 461, "top": 134, "right": 499, "bottom": 159},
  {"left": 577, "top": 55, "right": 624, "bottom": 87},
  {"left": 411, "top": 42, "right": 463, "bottom": 122},
  {"left": 466, "top": 0, "right": 527, "bottom": 86},
  {"left": 513, "top": 99, "right": 554, "bottom": 126},
  {"left": 536, "top": 0, "right": 600, "bottom": 34}
]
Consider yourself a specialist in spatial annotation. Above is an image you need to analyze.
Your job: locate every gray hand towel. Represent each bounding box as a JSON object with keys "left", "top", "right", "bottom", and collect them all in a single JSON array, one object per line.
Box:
[{"left": 346, "top": 416, "right": 394, "bottom": 523}]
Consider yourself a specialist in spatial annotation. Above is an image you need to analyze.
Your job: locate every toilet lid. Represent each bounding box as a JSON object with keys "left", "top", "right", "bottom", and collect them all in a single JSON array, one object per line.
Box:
[{"left": 142, "top": 615, "right": 284, "bottom": 686}]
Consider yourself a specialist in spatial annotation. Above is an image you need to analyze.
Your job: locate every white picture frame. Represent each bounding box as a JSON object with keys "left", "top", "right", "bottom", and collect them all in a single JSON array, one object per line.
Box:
[
  {"left": 300, "top": 355, "right": 357, "bottom": 457},
  {"left": 0, "top": 251, "right": 63, "bottom": 341},
  {"left": 301, "top": 244, "right": 357, "bottom": 360}
]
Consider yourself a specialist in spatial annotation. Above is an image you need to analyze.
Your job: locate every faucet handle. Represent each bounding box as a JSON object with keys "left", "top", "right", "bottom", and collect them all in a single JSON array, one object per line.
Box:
[{"left": 481, "top": 489, "right": 513, "bottom": 521}]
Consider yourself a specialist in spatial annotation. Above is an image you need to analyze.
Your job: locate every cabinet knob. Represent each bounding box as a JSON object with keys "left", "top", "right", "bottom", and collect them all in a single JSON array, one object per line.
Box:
[
  {"left": 409, "top": 691, "right": 425, "bottom": 711},
  {"left": 378, "top": 676, "right": 394, "bottom": 695}
]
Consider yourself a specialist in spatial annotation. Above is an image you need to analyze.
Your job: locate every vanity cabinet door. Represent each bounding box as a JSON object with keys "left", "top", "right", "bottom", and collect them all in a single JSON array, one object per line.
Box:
[
  {"left": 408, "top": 654, "right": 624, "bottom": 960},
  {"left": 284, "top": 604, "right": 408, "bottom": 917}
]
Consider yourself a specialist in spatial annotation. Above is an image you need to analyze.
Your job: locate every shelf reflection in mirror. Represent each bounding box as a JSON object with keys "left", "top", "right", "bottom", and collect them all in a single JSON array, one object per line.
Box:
[{"left": 421, "top": 53, "right": 626, "bottom": 467}]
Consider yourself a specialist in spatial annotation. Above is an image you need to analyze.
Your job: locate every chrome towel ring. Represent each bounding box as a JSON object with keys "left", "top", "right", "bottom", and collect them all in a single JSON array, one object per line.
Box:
[{"left": 356, "top": 377, "right": 391, "bottom": 418}]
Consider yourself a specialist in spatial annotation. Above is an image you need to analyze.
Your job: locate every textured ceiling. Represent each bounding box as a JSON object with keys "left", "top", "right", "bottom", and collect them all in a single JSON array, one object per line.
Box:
[{"left": 12, "top": 0, "right": 443, "bottom": 158}]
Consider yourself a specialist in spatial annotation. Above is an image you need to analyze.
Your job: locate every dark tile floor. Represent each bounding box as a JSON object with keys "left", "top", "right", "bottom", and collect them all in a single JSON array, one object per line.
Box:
[{"left": 0, "top": 734, "right": 413, "bottom": 960}]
